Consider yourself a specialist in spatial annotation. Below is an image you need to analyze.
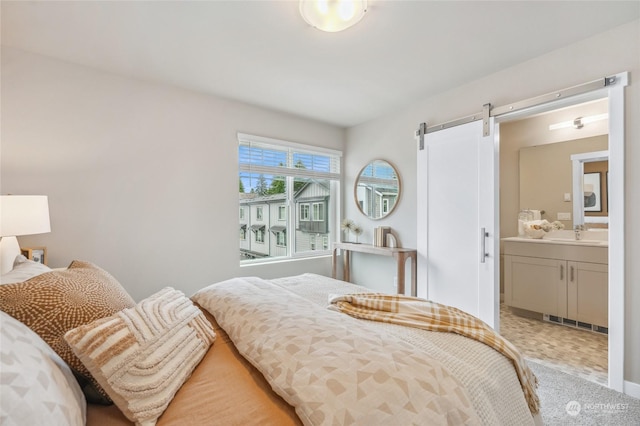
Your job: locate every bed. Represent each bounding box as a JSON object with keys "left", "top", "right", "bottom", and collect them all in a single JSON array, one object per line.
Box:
[{"left": 0, "top": 258, "right": 541, "bottom": 426}]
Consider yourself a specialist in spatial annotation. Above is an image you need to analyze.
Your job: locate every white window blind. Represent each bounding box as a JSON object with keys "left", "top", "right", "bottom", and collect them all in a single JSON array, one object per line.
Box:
[{"left": 238, "top": 133, "right": 341, "bottom": 181}]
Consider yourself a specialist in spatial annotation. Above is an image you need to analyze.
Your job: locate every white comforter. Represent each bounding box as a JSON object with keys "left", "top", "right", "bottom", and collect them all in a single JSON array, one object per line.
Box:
[{"left": 193, "top": 273, "right": 536, "bottom": 426}]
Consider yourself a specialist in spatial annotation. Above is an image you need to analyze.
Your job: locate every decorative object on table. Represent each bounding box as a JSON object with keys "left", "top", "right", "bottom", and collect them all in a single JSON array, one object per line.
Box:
[
  {"left": 21, "top": 247, "right": 47, "bottom": 265},
  {"left": 0, "top": 195, "right": 51, "bottom": 274},
  {"left": 374, "top": 226, "right": 392, "bottom": 247},
  {"left": 522, "top": 219, "right": 565, "bottom": 239},
  {"left": 386, "top": 233, "right": 398, "bottom": 248},
  {"left": 341, "top": 219, "right": 363, "bottom": 243}
]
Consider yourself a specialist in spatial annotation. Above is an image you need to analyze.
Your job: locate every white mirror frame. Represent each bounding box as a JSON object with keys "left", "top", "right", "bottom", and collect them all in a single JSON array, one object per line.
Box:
[{"left": 572, "top": 150, "right": 609, "bottom": 226}]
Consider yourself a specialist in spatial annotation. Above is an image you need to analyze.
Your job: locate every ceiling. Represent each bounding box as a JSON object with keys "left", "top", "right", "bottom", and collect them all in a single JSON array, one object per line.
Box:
[{"left": 2, "top": 1, "right": 638, "bottom": 128}]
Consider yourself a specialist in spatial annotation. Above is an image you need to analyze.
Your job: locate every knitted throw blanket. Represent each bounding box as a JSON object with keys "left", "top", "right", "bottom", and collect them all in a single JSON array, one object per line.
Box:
[{"left": 328, "top": 293, "right": 540, "bottom": 415}]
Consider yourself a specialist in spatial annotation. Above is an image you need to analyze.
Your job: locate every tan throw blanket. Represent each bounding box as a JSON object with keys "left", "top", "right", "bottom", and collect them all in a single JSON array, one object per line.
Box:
[{"left": 328, "top": 293, "right": 540, "bottom": 415}]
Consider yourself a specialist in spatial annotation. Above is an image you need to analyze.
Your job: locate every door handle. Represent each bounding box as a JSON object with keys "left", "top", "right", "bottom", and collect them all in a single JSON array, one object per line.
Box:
[
  {"left": 480, "top": 228, "right": 489, "bottom": 263},
  {"left": 570, "top": 265, "right": 575, "bottom": 282},
  {"left": 560, "top": 264, "right": 564, "bottom": 281}
]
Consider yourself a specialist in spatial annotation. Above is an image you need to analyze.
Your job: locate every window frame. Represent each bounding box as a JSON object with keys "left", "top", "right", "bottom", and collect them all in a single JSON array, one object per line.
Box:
[
  {"left": 255, "top": 228, "right": 265, "bottom": 243},
  {"left": 382, "top": 198, "right": 390, "bottom": 214},
  {"left": 312, "top": 202, "right": 325, "bottom": 221},
  {"left": 238, "top": 133, "right": 341, "bottom": 264},
  {"left": 299, "top": 203, "right": 310, "bottom": 221}
]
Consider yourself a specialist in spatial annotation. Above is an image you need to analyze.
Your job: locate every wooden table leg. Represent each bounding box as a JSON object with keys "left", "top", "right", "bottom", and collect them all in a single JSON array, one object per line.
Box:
[
  {"left": 410, "top": 252, "right": 417, "bottom": 297},
  {"left": 396, "top": 253, "right": 406, "bottom": 295},
  {"left": 332, "top": 247, "right": 337, "bottom": 279},
  {"left": 343, "top": 250, "right": 351, "bottom": 282}
]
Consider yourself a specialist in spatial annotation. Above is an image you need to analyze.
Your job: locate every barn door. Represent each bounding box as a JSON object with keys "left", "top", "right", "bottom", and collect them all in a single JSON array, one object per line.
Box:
[{"left": 416, "top": 118, "right": 498, "bottom": 329}]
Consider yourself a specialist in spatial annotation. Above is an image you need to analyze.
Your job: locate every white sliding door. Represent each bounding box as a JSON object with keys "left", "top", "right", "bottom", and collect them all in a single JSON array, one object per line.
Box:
[{"left": 416, "top": 119, "right": 498, "bottom": 329}]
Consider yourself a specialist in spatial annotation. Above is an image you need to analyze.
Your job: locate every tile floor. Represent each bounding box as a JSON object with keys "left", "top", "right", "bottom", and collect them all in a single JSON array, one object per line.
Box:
[{"left": 500, "top": 303, "right": 608, "bottom": 386}]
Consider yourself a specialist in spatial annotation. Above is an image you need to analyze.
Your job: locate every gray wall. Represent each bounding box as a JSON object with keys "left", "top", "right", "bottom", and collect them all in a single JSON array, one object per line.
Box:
[
  {"left": 1, "top": 47, "right": 344, "bottom": 301},
  {"left": 345, "top": 21, "right": 639, "bottom": 386}
]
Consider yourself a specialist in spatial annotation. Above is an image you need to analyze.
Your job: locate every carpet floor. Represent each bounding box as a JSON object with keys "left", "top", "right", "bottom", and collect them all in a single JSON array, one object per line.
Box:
[{"left": 530, "top": 361, "right": 640, "bottom": 425}]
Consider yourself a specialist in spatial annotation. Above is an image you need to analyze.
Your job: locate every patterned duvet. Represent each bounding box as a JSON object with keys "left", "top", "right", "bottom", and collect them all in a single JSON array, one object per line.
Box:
[{"left": 193, "top": 273, "right": 537, "bottom": 426}]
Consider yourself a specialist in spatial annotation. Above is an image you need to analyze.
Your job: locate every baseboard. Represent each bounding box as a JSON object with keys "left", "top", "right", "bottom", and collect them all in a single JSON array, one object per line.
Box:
[{"left": 624, "top": 380, "right": 640, "bottom": 399}]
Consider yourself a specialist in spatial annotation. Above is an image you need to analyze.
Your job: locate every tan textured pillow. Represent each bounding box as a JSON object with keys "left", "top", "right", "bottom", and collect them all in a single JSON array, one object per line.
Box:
[
  {"left": 0, "top": 260, "right": 135, "bottom": 404},
  {"left": 65, "top": 287, "right": 216, "bottom": 425}
]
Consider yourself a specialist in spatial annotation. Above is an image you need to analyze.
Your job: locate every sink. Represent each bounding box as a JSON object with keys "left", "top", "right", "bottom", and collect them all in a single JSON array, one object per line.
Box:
[{"left": 544, "top": 238, "right": 604, "bottom": 244}]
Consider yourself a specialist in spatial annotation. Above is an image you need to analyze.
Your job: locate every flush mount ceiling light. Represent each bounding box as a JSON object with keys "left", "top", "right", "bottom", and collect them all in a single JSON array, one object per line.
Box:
[
  {"left": 299, "top": 0, "right": 368, "bottom": 32},
  {"left": 548, "top": 113, "right": 608, "bottom": 130}
]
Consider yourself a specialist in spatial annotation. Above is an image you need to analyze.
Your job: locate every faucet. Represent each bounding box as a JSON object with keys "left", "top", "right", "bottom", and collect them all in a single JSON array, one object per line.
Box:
[{"left": 575, "top": 224, "right": 584, "bottom": 240}]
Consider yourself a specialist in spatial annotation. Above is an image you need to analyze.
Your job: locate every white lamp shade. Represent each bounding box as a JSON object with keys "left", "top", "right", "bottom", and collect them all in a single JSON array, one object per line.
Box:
[
  {"left": 0, "top": 195, "right": 51, "bottom": 237},
  {"left": 300, "top": 0, "right": 367, "bottom": 32}
]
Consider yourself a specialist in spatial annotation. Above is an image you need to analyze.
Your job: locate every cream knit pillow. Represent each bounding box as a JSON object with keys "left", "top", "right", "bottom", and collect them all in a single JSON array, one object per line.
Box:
[{"left": 65, "top": 287, "right": 216, "bottom": 425}]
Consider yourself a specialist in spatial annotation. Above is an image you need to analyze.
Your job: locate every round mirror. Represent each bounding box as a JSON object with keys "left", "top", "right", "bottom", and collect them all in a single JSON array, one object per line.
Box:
[{"left": 354, "top": 159, "right": 401, "bottom": 220}]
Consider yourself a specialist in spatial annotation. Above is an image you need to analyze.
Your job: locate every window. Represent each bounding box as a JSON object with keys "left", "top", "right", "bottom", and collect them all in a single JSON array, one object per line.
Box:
[
  {"left": 312, "top": 202, "right": 324, "bottom": 221},
  {"left": 255, "top": 228, "right": 264, "bottom": 243},
  {"left": 300, "top": 204, "right": 310, "bottom": 221},
  {"left": 239, "top": 133, "right": 341, "bottom": 263},
  {"left": 382, "top": 198, "right": 389, "bottom": 214},
  {"left": 240, "top": 226, "right": 247, "bottom": 240},
  {"left": 239, "top": 207, "right": 245, "bottom": 220}
]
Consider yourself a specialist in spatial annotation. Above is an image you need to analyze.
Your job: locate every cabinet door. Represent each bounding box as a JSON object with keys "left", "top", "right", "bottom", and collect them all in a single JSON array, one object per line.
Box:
[
  {"left": 567, "top": 261, "right": 608, "bottom": 327},
  {"left": 504, "top": 255, "right": 567, "bottom": 317}
]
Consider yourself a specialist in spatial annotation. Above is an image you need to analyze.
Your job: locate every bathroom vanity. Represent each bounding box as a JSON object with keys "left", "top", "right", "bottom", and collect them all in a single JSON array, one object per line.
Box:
[{"left": 502, "top": 233, "right": 608, "bottom": 329}]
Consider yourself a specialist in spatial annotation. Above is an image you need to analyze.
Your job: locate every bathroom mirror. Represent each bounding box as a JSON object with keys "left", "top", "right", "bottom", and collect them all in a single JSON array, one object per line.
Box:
[
  {"left": 519, "top": 136, "right": 607, "bottom": 229},
  {"left": 354, "top": 159, "right": 401, "bottom": 220}
]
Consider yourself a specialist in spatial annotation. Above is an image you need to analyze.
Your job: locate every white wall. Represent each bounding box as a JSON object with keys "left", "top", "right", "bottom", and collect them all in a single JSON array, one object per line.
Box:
[
  {"left": 345, "top": 21, "right": 640, "bottom": 386},
  {"left": 1, "top": 47, "right": 344, "bottom": 301}
]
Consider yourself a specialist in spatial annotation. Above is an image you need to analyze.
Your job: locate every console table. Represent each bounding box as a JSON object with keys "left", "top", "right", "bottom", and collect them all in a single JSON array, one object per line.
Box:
[{"left": 332, "top": 242, "right": 417, "bottom": 296}]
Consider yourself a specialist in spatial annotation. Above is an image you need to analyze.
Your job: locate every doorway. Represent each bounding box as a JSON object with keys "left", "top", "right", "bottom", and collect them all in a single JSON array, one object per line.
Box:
[
  {"left": 492, "top": 73, "right": 627, "bottom": 392},
  {"left": 416, "top": 72, "right": 627, "bottom": 391},
  {"left": 498, "top": 98, "right": 609, "bottom": 386}
]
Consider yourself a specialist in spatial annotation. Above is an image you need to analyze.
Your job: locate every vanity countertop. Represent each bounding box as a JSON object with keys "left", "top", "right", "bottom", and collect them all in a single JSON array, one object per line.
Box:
[{"left": 502, "top": 236, "right": 608, "bottom": 248}]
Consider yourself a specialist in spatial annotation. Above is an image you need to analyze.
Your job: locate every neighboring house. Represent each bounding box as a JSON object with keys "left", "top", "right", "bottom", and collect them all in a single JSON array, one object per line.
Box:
[
  {"left": 355, "top": 182, "right": 397, "bottom": 218},
  {"left": 239, "top": 193, "right": 285, "bottom": 260},
  {"left": 239, "top": 180, "right": 330, "bottom": 260},
  {"left": 294, "top": 181, "right": 330, "bottom": 253}
]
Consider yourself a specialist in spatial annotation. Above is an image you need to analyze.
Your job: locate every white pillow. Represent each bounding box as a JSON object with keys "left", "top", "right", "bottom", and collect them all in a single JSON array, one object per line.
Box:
[
  {"left": 65, "top": 287, "right": 216, "bottom": 425},
  {"left": 0, "top": 311, "right": 86, "bottom": 426},
  {"left": 0, "top": 255, "right": 51, "bottom": 284}
]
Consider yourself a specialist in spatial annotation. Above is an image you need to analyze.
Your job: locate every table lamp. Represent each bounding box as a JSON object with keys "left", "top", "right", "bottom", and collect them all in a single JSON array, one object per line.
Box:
[{"left": 0, "top": 195, "right": 51, "bottom": 274}]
